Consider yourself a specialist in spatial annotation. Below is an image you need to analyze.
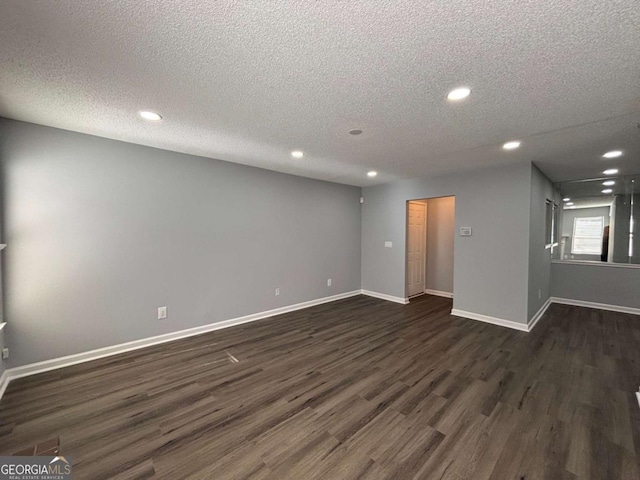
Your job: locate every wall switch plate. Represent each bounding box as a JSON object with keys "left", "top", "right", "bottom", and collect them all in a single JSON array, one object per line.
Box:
[
  {"left": 2, "top": 348, "right": 9, "bottom": 360},
  {"left": 459, "top": 227, "right": 472, "bottom": 236},
  {"left": 157, "top": 306, "right": 168, "bottom": 320},
  {"left": 327, "top": 278, "right": 332, "bottom": 286},
  {"left": 275, "top": 288, "right": 280, "bottom": 296},
  {"left": 384, "top": 241, "right": 393, "bottom": 248}
]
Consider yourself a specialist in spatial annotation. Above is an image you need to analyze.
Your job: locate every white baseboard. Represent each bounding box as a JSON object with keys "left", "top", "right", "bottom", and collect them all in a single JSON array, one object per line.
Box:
[
  {"left": 0, "top": 290, "right": 362, "bottom": 399},
  {"left": 454, "top": 296, "right": 639, "bottom": 335},
  {"left": 2, "top": 290, "right": 635, "bottom": 402},
  {"left": 424, "top": 289, "right": 453, "bottom": 299},
  {"left": 0, "top": 370, "right": 9, "bottom": 400},
  {"left": 451, "top": 308, "right": 529, "bottom": 332},
  {"left": 550, "top": 297, "right": 640, "bottom": 316},
  {"left": 360, "top": 289, "right": 409, "bottom": 305},
  {"left": 452, "top": 297, "right": 552, "bottom": 333},
  {"left": 528, "top": 298, "right": 552, "bottom": 332}
]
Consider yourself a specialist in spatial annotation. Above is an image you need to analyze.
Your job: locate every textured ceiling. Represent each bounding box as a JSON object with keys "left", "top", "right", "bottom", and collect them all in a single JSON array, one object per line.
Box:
[{"left": 0, "top": 0, "right": 639, "bottom": 186}]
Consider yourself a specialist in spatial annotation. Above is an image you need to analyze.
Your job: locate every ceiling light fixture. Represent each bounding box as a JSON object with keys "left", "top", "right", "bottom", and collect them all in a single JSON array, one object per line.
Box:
[
  {"left": 603, "top": 150, "right": 623, "bottom": 159},
  {"left": 566, "top": 202, "right": 574, "bottom": 206},
  {"left": 447, "top": 87, "right": 471, "bottom": 101},
  {"left": 349, "top": 129, "right": 363, "bottom": 136},
  {"left": 139, "top": 111, "right": 162, "bottom": 121},
  {"left": 603, "top": 168, "right": 619, "bottom": 175},
  {"left": 503, "top": 141, "right": 521, "bottom": 150},
  {"left": 367, "top": 171, "right": 378, "bottom": 178},
  {"left": 568, "top": 206, "right": 577, "bottom": 209},
  {"left": 602, "top": 180, "right": 615, "bottom": 186},
  {"left": 563, "top": 197, "right": 570, "bottom": 202},
  {"left": 602, "top": 189, "right": 613, "bottom": 194},
  {"left": 291, "top": 150, "right": 304, "bottom": 159}
]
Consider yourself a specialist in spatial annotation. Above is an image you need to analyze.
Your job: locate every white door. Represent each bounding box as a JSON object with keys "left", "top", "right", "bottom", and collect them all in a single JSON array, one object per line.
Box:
[{"left": 407, "top": 201, "right": 427, "bottom": 297}]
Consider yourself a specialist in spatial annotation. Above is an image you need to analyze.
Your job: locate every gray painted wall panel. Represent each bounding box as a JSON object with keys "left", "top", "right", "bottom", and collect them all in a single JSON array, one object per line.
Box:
[
  {"left": 361, "top": 162, "right": 531, "bottom": 324},
  {"left": 551, "top": 262, "right": 640, "bottom": 309},
  {"left": 0, "top": 119, "right": 362, "bottom": 367},
  {"left": 527, "top": 164, "right": 554, "bottom": 319}
]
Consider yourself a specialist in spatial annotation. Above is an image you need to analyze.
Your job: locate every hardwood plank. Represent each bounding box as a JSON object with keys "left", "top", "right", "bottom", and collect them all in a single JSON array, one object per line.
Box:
[{"left": 0, "top": 295, "right": 639, "bottom": 479}]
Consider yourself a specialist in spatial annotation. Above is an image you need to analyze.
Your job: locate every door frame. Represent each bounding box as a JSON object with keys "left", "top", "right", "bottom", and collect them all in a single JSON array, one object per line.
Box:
[{"left": 406, "top": 195, "right": 456, "bottom": 302}]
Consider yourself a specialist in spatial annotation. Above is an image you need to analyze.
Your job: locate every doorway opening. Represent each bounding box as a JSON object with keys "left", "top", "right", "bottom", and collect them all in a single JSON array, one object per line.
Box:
[{"left": 406, "top": 196, "right": 455, "bottom": 300}]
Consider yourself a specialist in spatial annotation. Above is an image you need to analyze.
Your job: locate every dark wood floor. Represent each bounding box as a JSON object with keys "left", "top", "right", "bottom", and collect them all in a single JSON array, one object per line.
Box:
[{"left": 1, "top": 294, "right": 639, "bottom": 479}]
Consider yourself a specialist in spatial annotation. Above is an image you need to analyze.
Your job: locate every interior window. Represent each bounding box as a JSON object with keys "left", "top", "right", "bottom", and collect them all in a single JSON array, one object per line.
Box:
[{"left": 571, "top": 216, "right": 605, "bottom": 255}]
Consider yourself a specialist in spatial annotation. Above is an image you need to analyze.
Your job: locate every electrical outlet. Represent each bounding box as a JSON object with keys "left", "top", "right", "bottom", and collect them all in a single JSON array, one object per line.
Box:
[
  {"left": 275, "top": 288, "right": 280, "bottom": 296},
  {"left": 2, "top": 348, "right": 9, "bottom": 360},
  {"left": 327, "top": 279, "right": 332, "bottom": 287},
  {"left": 158, "top": 306, "right": 168, "bottom": 320}
]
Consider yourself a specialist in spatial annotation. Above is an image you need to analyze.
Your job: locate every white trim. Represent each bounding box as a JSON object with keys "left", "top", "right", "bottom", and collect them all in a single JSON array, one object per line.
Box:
[
  {"left": 0, "top": 290, "right": 362, "bottom": 398},
  {"left": 0, "top": 370, "right": 8, "bottom": 399},
  {"left": 528, "top": 298, "right": 552, "bottom": 332},
  {"left": 451, "top": 308, "right": 529, "bottom": 332},
  {"left": 0, "top": 244, "right": 6, "bottom": 250},
  {"left": 452, "top": 298, "right": 552, "bottom": 333},
  {"left": 424, "top": 289, "right": 453, "bottom": 299},
  {"left": 360, "top": 289, "right": 409, "bottom": 305},
  {"left": 552, "top": 260, "right": 640, "bottom": 270},
  {"left": 0, "top": 322, "right": 6, "bottom": 333},
  {"left": 550, "top": 297, "right": 640, "bottom": 316},
  {"left": 636, "top": 391, "right": 640, "bottom": 410}
]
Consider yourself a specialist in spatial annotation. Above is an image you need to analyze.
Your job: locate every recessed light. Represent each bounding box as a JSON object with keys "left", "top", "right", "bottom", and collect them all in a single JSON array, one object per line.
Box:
[
  {"left": 563, "top": 197, "right": 571, "bottom": 202},
  {"left": 291, "top": 150, "right": 304, "bottom": 159},
  {"left": 566, "top": 202, "right": 574, "bottom": 206},
  {"left": 367, "top": 171, "right": 378, "bottom": 178},
  {"left": 349, "top": 129, "right": 363, "bottom": 136},
  {"left": 139, "top": 111, "right": 162, "bottom": 121},
  {"left": 447, "top": 87, "right": 471, "bottom": 101},
  {"left": 603, "top": 150, "right": 623, "bottom": 159},
  {"left": 603, "top": 180, "right": 615, "bottom": 186},
  {"left": 602, "top": 189, "right": 613, "bottom": 194},
  {"left": 503, "top": 141, "right": 521, "bottom": 150},
  {"left": 603, "top": 168, "right": 619, "bottom": 175}
]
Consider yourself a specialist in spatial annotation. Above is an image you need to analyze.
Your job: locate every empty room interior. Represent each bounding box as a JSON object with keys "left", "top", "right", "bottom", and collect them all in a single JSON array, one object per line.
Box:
[{"left": 0, "top": 1, "right": 639, "bottom": 479}]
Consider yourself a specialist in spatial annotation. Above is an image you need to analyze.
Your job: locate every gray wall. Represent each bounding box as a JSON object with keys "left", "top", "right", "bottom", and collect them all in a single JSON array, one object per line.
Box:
[
  {"left": 527, "top": 164, "right": 555, "bottom": 319},
  {"left": 425, "top": 196, "right": 455, "bottom": 294},
  {"left": 361, "top": 161, "right": 532, "bottom": 324},
  {"left": 551, "top": 262, "right": 640, "bottom": 309},
  {"left": 0, "top": 118, "right": 362, "bottom": 368}
]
